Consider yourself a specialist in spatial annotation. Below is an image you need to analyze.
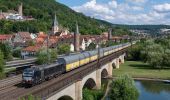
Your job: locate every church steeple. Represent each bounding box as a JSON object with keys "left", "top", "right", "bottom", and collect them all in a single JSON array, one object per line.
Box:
[{"left": 52, "top": 13, "right": 59, "bottom": 34}]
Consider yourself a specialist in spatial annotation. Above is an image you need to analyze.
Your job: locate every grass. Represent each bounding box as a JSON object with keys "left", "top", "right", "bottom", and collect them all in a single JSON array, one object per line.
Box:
[{"left": 113, "top": 61, "right": 170, "bottom": 80}]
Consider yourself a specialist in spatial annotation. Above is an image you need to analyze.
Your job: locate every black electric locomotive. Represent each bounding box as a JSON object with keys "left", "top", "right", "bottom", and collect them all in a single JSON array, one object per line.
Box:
[{"left": 22, "top": 62, "right": 64, "bottom": 85}]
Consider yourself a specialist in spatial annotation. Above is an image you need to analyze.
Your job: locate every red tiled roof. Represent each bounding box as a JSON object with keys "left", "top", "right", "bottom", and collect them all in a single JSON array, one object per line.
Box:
[
  {"left": 22, "top": 46, "right": 41, "bottom": 52},
  {"left": 0, "top": 35, "right": 13, "bottom": 40},
  {"left": 18, "top": 32, "right": 31, "bottom": 40},
  {"left": 37, "top": 32, "right": 47, "bottom": 38}
]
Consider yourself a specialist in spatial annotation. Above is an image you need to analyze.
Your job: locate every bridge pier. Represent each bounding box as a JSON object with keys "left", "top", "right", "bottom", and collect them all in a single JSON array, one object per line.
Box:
[
  {"left": 108, "top": 62, "right": 113, "bottom": 76},
  {"left": 75, "top": 79, "right": 82, "bottom": 100},
  {"left": 120, "top": 54, "right": 125, "bottom": 64},
  {"left": 96, "top": 68, "right": 101, "bottom": 89},
  {"left": 116, "top": 58, "right": 120, "bottom": 69}
]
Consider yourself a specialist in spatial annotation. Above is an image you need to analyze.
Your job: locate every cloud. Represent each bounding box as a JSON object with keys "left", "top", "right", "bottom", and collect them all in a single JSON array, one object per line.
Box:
[
  {"left": 153, "top": 3, "right": 170, "bottom": 13},
  {"left": 127, "top": 0, "right": 147, "bottom": 3},
  {"left": 131, "top": 6, "right": 143, "bottom": 11},
  {"left": 73, "top": 0, "right": 115, "bottom": 17},
  {"left": 108, "top": 0, "right": 118, "bottom": 8},
  {"left": 72, "top": 0, "right": 169, "bottom": 25}
]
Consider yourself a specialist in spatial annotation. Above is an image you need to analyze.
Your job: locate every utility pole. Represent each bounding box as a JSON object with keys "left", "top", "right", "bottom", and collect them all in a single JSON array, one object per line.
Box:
[
  {"left": 97, "top": 37, "right": 101, "bottom": 68},
  {"left": 47, "top": 31, "right": 50, "bottom": 64}
]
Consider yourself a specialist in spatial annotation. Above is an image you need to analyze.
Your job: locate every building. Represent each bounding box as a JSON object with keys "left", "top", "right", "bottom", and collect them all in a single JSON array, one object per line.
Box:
[
  {"left": 0, "top": 34, "right": 13, "bottom": 44},
  {"left": 6, "top": 13, "right": 23, "bottom": 20},
  {"left": 22, "top": 45, "right": 42, "bottom": 57},
  {"left": 13, "top": 32, "right": 32, "bottom": 47}
]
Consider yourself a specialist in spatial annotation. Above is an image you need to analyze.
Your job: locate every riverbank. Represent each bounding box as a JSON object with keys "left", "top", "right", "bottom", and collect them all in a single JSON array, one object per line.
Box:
[{"left": 113, "top": 61, "right": 170, "bottom": 80}]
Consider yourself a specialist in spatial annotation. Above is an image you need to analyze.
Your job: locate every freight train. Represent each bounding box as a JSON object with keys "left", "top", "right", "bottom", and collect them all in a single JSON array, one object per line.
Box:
[{"left": 22, "top": 43, "right": 131, "bottom": 86}]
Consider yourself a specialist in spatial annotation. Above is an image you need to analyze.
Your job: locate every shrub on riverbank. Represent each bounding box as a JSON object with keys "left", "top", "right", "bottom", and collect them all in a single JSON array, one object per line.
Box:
[
  {"left": 109, "top": 75, "right": 139, "bottom": 100},
  {"left": 83, "top": 88, "right": 104, "bottom": 100}
]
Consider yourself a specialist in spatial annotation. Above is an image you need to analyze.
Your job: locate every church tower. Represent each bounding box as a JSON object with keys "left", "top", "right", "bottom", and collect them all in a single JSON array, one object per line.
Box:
[
  {"left": 18, "top": 3, "right": 23, "bottom": 16},
  {"left": 74, "top": 21, "right": 80, "bottom": 52},
  {"left": 52, "top": 13, "right": 59, "bottom": 34}
]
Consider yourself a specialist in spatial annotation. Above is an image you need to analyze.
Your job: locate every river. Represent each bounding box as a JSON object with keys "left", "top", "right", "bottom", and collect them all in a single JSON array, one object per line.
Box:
[{"left": 136, "top": 80, "right": 170, "bottom": 100}]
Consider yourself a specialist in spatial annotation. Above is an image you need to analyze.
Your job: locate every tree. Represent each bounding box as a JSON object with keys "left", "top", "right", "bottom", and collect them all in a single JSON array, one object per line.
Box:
[
  {"left": 50, "top": 49, "right": 58, "bottom": 62},
  {"left": 36, "top": 49, "right": 48, "bottom": 65},
  {"left": 83, "top": 88, "right": 103, "bottom": 100},
  {"left": 163, "top": 49, "right": 170, "bottom": 66},
  {"left": 0, "top": 50, "right": 4, "bottom": 73},
  {"left": 57, "top": 44, "right": 70, "bottom": 55},
  {"left": 36, "top": 48, "right": 58, "bottom": 65},
  {"left": 13, "top": 47, "right": 22, "bottom": 58},
  {"left": 143, "top": 42, "right": 164, "bottom": 69},
  {"left": 86, "top": 42, "right": 96, "bottom": 50},
  {"left": 109, "top": 75, "right": 139, "bottom": 100},
  {"left": 28, "top": 41, "right": 35, "bottom": 46},
  {"left": 0, "top": 43, "right": 13, "bottom": 60}
]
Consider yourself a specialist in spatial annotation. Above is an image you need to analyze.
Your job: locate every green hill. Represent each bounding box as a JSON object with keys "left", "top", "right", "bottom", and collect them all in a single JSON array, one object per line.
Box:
[{"left": 0, "top": 0, "right": 115, "bottom": 35}]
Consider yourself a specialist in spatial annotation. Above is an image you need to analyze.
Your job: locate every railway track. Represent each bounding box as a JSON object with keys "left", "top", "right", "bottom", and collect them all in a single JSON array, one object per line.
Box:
[
  {"left": 0, "top": 75, "right": 22, "bottom": 89},
  {"left": 0, "top": 48, "right": 128, "bottom": 100}
]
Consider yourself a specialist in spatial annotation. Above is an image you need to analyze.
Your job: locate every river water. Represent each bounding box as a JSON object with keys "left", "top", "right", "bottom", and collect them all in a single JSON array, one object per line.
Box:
[{"left": 136, "top": 80, "right": 170, "bottom": 100}]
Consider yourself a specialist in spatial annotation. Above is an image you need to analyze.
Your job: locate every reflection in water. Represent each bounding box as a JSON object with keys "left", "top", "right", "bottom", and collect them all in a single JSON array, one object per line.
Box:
[{"left": 136, "top": 80, "right": 170, "bottom": 100}]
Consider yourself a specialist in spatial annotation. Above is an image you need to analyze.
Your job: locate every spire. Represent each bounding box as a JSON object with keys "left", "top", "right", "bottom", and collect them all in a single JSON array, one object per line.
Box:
[
  {"left": 76, "top": 21, "right": 79, "bottom": 34},
  {"left": 54, "top": 13, "right": 58, "bottom": 28},
  {"left": 52, "top": 13, "right": 59, "bottom": 34}
]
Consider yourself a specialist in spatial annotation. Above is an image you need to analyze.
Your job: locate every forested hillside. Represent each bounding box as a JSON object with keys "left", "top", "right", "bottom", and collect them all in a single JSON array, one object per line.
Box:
[{"left": 0, "top": 0, "right": 111, "bottom": 35}]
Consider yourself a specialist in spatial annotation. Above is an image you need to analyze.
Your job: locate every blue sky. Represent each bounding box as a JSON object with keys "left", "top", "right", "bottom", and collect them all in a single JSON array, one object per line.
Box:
[{"left": 58, "top": 0, "right": 170, "bottom": 25}]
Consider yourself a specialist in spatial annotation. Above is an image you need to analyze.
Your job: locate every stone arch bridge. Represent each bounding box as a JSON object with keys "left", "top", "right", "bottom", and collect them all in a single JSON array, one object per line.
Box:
[{"left": 46, "top": 52, "right": 125, "bottom": 100}]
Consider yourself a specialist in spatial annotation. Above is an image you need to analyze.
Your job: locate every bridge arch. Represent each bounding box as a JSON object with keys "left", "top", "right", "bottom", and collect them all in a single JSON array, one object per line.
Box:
[
  {"left": 83, "top": 78, "right": 96, "bottom": 89},
  {"left": 112, "top": 62, "right": 116, "bottom": 69},
  {"left": 58, "top": 95, "right": 73, "bottom": 100},
  {"left": 101, "top": 68, "right": 108, "bottom": 78}
]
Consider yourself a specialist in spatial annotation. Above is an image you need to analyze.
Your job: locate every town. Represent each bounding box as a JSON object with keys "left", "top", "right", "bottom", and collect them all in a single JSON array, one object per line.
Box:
[{"left": 0, "top": 0, "right": 170, "bottom": 100}]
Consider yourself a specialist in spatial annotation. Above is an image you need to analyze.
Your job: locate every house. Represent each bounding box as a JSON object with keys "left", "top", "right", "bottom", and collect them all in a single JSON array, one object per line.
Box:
[
  {"left": 0, "top": 34, "right": 13, "bottom": 45},
  {"left": 6, "top": 13, "right": 23, "bottom": 20},
  {"left": 13, "top": 32, "right": 32, "bottom": 47},
  {"left": 21, "top": 45, "right": 42, "bottom": 57}
]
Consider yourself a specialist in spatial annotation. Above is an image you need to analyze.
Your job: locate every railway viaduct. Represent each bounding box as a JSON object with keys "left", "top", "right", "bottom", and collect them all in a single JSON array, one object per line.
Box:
[{"left": 46, "top": 53, "right": 125, "bottom": 100}]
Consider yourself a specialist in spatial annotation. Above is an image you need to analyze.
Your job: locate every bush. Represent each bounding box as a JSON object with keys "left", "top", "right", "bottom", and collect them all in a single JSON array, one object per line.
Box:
[
  {"left": 109, "top": 75, "right": 139, "bottom": 100},
  {"left": 13, "top": 48, "right": 22, "bottom": 58},
  {"left": 57, "top": 44, "right": 70, "bottom": 55}
]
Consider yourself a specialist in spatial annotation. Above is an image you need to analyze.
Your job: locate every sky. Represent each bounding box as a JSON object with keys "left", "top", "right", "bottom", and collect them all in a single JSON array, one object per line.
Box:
[{"left": 58, "top": 0, "right": 170, "bottom": 25}]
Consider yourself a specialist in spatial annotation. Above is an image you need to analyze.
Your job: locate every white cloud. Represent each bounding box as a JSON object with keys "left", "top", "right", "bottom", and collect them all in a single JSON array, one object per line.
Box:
[
  {"left": 153, "top": 3, "right": 170, "bottom": 13},
  {"left": 73, "top": 0, "right": 115, "bottom": 16},
  {"left": 72, "top": 0, "right": 169, "bottom": 25},
  {"left": 108, "top": 0, "right": 118, "bottom": 8},
  {"left": 127, "top": 0, "right": 147, "bottom": 3},
  {"left": 131, "top": 6, "right": 143, "bottom": 11}
]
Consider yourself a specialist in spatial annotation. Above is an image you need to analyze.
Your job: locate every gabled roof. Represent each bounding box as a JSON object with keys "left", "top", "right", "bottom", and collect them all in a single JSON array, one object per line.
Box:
[
  {"left": 18, "top": 32, "right": 31, "bottom": 40},
  {"left": 22, "top": 45, "right": 41, "bottom": 52},
  {"left": 0, "top": 34, "right": 13, "bottom": 40}
]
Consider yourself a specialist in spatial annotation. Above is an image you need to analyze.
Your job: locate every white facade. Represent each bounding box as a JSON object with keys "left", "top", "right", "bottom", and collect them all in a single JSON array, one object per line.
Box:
[{"left": 6, "top": 13, "right": 23, "bottom": 20}]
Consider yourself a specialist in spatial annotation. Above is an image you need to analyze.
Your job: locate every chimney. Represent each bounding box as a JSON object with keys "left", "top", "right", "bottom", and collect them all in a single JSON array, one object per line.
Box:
[
  {"left": 108, "top": 28, "right": 112, "bottom": 40},
  {"left": 18, "top": 3, "right": 23, "bottom": 16},
  {"left": 74, "top": 21, "right": 80, "bottom": 52}
]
